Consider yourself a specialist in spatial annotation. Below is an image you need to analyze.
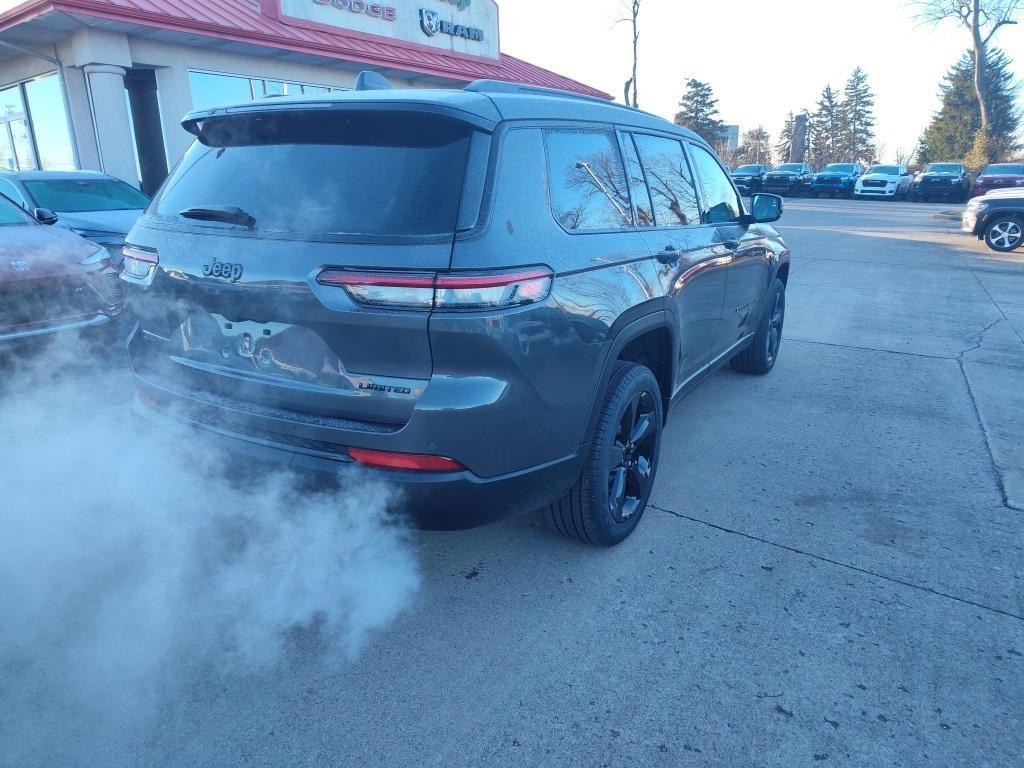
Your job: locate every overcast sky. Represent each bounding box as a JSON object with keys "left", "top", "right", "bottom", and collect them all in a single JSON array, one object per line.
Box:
[{"left": 499, "top": 0, "right": 1024, "bottom": 160}]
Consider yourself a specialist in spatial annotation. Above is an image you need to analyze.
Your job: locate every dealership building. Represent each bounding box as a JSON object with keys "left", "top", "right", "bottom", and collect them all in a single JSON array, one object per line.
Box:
[{"left": 0, "top": 0, "right": 607, "bottom": 194}]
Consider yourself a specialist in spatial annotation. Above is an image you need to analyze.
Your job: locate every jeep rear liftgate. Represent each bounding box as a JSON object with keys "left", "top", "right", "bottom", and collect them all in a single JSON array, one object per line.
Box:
[{"left": 126, "top": 109, "right": 482, "bottom": 427}]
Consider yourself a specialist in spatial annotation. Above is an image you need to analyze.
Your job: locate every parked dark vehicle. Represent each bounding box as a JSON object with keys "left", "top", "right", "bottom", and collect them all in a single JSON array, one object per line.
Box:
[
  {"left": 810, "top": 163, "right": 863, "bottom": 198},
  {"left": 121, "top": 77, "right": 790, "bottom": 546},
  {"left": 972, "top": 164, "right": 1024, "bottom": 197},
  {"left": 0, "top": 170, "right": 149, "bottom": 266},
  {"left": 0, "top": 192, "right": 124, "bottom": 350},
  {"left": 963, "top": 190, "right": 1024, "bottom": 252},
  {"left": 730, "top": 164, "right": 772, "bottom": 195},
  {"left": 763, "top": 163, "right": 814, "bottom": 196},
  {"left": 910, "top": 162, "right": 973, "bottom": 202}
]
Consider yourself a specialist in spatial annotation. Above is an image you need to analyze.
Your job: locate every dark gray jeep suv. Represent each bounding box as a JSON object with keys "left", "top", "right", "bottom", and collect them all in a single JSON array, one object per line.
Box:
[{"left": 122, "top": 77, "right": 790, "bottom": 546}]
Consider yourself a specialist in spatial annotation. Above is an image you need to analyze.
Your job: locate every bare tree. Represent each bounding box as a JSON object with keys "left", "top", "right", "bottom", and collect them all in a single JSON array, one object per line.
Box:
[
  {"left": 894, "top": 146, "right": 912, "bottom": 166},
  {"left": 616, "top": 1, "right": 641, "bottom": 107},
  {"left": 916, "top": 0, "right": 1020, "bottom": 162}
]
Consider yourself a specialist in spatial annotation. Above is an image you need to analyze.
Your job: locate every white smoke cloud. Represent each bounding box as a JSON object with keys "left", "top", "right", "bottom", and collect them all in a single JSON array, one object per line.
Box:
[{"left": 0, "top": 330, "right": 421, "bottom": 766}]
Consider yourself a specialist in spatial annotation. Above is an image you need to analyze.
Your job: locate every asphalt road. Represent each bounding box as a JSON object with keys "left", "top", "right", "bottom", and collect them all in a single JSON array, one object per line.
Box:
[{"left": 5, "top": 198, "right": 1024, "bottom": 767}]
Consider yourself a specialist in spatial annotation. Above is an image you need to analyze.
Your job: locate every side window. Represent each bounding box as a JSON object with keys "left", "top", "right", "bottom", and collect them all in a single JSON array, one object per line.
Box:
[
  {"left": 688, "top": 144, "right": 742, "bottom": 224},
  {"left": 620, "top": 134, "right": 654, "bottom": 227},
  {"left": 632, "top": 134, "right": 700, "bottom": 227},
  {"left": 545, "top": 130, "right": 632, "bottom": 232},
  {"left": 0, "top": 179, "right": 25, "bottom": 207}
]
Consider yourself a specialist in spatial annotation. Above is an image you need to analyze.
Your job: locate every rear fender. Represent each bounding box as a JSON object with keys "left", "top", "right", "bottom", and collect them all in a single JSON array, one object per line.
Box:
[{"left": 580, "top": 308, "right": 675, "bottom": 445}]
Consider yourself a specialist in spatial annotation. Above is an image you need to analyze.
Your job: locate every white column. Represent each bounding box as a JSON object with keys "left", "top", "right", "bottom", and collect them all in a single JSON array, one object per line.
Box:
[{"left": 82, "top": 64, "right": 138, "bottom": 185}]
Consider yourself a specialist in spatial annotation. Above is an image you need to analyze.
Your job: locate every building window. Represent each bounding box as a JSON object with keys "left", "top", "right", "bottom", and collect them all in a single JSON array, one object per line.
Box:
[
  {"left": 188, "top": 70, "right": 346, "bottom": 111},
  {"left": 0, "top": 73, "right": 75, "bottom": 172}
]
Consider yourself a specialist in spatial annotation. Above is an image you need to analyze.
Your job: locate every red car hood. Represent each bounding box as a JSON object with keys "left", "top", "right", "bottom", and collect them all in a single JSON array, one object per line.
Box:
[
  {"left": 0, "top": 224, "right": 101, "bottom": 283},
  {"left": 976, "top": 175, "right": 1024, "bottom": 186}
]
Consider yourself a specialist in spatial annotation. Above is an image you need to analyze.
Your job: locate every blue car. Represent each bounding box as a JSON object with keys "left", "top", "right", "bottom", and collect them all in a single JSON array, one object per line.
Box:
[{"left": 810, "top": 163, "right": 864, "bottom": 198}]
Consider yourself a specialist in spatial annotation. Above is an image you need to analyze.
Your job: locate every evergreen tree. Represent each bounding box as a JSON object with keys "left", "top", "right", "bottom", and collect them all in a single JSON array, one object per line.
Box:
[
  {"left": 842, "top": 67, "right": 877, "bottom": 163},
  {"left": 922, "top": 48, "right": 1021, "bottom": 165},
  {"left": 736, "top": 127, "right": 772, "bottom": 165},
  {"left": 808, "top": 86, "right": 844, "bottom": 167},
  {"left": 674, "top": 79, "right": 726, "bottom": 147},
  {"left": 775, "top": 112, "right": 795, "bottom": 163},
  {"left": 914, "top": 134, "right": 931, "bottom": 167}
]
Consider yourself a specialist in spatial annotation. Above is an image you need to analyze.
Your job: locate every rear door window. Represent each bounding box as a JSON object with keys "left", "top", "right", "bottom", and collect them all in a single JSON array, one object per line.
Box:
[
  {"left": 688, "top": 144, "right": 742, "bottom": 224},
  {"left": 545, "top": 129, "right": 632, "bottom": 232},
  {"left": 153, "top": 111, "right": 472, "bottom": 239},
  {"left": 619, "top": 134, "right": 654, "bottom": 228},
  {"left": 632, "top": 134, "right": 700, "bottom": 227}
]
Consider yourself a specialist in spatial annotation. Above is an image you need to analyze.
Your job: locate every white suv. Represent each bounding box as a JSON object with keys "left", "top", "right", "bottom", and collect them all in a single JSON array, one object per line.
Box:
[{"left": 855, "top": 164, "right": 914, "bottom": 200}]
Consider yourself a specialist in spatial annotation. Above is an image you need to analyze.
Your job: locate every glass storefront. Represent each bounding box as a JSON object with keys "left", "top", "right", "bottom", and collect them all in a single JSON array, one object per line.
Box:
[
  {"left": 0, "top": 73, "right": 75, "bottom": 172},
  {"left": 188, "top": 70, "right": 344, "bottom": 111}
]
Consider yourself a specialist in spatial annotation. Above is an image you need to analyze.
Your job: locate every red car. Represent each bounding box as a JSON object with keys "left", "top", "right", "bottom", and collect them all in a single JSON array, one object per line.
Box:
[
  {"left": 972, "top": 163, "right": 1024, "bottom": 197},
  {"left": 0, "top": 192, "right": 124, "bottom": 349}
]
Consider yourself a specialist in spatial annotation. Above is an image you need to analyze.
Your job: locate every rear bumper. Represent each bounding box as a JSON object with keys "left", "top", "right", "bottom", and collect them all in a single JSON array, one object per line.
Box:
[{"left": 132, "top": 393, "right": 584, "bottom": 529}]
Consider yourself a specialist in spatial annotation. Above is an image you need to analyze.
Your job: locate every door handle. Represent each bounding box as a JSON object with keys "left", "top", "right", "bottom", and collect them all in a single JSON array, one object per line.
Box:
[{"left": 656, "top": 246, "right": 679, "bottom": 265}]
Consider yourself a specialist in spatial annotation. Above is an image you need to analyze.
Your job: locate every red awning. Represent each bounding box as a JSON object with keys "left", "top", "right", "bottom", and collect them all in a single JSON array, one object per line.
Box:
[{"left": 0, "top": 0, "right": 610, "bottom": 99}]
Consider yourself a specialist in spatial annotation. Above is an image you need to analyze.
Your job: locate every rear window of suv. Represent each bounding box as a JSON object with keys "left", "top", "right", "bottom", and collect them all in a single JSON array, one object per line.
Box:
[{"left": 152, "top": 111, "right": 472, "bottom": 239}]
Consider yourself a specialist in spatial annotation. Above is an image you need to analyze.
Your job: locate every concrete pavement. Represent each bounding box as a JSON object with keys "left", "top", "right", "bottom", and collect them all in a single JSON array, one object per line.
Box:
[{"left": 4, "top": 199, "right": 1023, "bottom": 768}]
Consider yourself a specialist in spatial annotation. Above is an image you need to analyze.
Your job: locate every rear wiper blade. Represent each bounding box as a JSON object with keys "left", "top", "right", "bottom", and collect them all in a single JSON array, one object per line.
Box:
[{"left": 179, "top": 206, "right": 256, "bottom": 229}]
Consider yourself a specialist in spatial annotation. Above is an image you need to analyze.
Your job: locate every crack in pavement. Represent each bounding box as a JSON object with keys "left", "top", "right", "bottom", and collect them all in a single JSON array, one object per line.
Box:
[
  {"left": 955, "top": 318, "right": 1019, "bottom": 511},
  {"left": 788, "top": 337, "right": 955, "bottom": 361},
  {"left": 790, "top": 325, "right": 1019, "bottom": 511},
  {"left": 649, "top": 503, "right": 1024, "bottom": 623}
]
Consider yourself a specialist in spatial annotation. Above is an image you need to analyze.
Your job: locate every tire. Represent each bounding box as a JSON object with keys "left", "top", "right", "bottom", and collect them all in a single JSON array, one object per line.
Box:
[
  {"left": 546, "top": 362, "right": 663, "bottom": 546},
  {"left": 731, "top": 278, "right": 786, "bottom": 375},
  {"left": 984, "top": 215, "right": 1024, "bottom": 252}
]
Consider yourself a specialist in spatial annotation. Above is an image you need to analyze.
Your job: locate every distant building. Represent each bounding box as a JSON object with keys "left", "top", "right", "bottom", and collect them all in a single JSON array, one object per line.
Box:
[{"left": 722, "top": 124, "right": 740, "bottom": 153}]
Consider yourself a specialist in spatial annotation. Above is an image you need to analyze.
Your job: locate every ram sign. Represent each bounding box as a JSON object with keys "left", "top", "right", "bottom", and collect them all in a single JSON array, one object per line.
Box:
[{"left": 272, "top": 0, "right": 500, "bottom": 60}]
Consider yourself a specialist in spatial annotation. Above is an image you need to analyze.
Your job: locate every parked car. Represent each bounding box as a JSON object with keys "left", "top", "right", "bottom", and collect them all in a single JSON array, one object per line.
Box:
[
  {"left": 972, "top": 164, "right": 1024, "bottom": 197},
  {"left": 854, "top": 164, "right": 914, "bottom": 200},
  {"left": 763, "top": 163, "right": 814, "bottom": 196},
  {"left": 0, "top": 170, "right": 150, "bottom": 266},
  {"left": 811, "top": 163, "right": 864, "bottom": 198},
  {"left": 962, "top": 189, "right": 1024, "bottom": 252},
  {"left": 910, "top": 162, "right": 973, "bottom": 202},
  {"left": 0, "top": 192, "right": 124, "bottom": 351},
  {"left": 730, "top": 164, "right": 772, "bottom": 195},
  {"left": 120, "top": 76, "right": 791, "bottom": 546}
]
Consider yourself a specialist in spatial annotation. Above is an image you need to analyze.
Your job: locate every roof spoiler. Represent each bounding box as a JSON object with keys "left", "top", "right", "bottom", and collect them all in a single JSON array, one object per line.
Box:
[{"left": 354, "top": 71, "right": 393, "bottom": 91}]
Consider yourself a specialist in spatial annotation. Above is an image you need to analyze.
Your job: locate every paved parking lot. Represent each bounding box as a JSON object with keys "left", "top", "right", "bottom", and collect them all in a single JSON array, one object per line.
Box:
[{"left": 5, "top": 198, "right": 1024, "bottom": 767}]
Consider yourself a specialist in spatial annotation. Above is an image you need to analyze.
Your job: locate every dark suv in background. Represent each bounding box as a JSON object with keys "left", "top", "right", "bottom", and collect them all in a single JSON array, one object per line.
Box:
[
  {"left": 911, "top": 163, "right": 972, "bottom": 202},
  {"left": 763, "top": 163, "right": 814, "bottom": 196},
  {"left": 730, "top": 164, "right": 772, "bottom": 196},
  {"left": 121, "top": 77, "right": 790, "bottom": 546}
]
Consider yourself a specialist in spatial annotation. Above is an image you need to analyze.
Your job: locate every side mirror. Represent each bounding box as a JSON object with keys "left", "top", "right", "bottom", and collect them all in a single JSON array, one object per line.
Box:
[
  {"left": 33, "top": 207, "right": 58, "bottom": 225},
  {"left": 749, "top": 193, "right": 783, "bottom": 224}
]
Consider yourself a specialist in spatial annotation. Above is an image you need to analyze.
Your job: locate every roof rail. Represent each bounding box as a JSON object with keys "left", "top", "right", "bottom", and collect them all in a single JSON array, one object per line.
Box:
[{"left": 464, "top": 79, "right": 617, "bottom": 107}]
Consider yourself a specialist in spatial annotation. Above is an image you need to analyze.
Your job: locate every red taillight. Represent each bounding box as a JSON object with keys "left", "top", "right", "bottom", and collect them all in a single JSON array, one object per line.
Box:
[
  {"left": 122, "top": 245, "right": 158, "bottom": 279},
  {"left": 317, "top": 270, "right": 435, "bottom": 309},
  {"left": 316, "top": 267, "right": 553, "bottom": 310},
  {"left": 347, "top": 447, "right": 464, "bottom": 472}
]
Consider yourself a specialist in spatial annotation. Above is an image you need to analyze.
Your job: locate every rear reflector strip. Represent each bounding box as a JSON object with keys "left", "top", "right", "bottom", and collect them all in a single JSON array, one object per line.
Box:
[{"left": 348, "top": 447, "right": 464, "bottom": 472}]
